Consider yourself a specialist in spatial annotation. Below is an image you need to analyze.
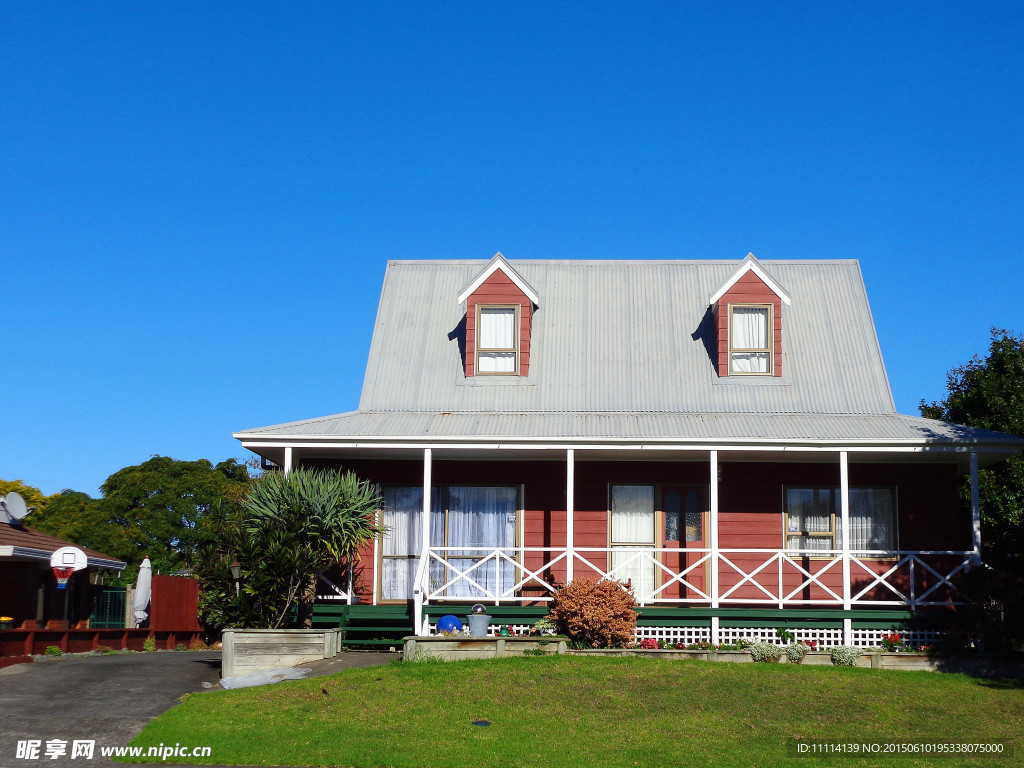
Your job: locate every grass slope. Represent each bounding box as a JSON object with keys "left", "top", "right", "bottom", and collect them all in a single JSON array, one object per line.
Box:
[{"left": 123, "top": 656, "right": 1022, "bottom": 768}]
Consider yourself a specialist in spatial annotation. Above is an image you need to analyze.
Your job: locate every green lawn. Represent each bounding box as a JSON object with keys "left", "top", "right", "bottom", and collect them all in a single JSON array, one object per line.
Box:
[{"left": 122, "top": 656, "right": 1022, "bottom": 768}]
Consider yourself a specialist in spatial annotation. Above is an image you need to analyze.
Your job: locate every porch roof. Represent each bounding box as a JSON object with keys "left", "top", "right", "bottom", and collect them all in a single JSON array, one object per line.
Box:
[{"left": 235, "top": 409, "right": 1023, "bottom": 460}]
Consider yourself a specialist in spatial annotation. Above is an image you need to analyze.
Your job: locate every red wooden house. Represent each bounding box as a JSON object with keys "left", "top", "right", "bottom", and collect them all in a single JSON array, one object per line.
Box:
[{"left": 235, "top": 253, "right": 1024, "bottom": 646}]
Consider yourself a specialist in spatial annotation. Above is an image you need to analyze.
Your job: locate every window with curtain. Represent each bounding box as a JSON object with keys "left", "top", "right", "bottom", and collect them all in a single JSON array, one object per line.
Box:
[
  {"left": 380, "top": 486, "right": 444, "bottom": 600},
  {"left": 784, "top": 487, "right": 896, "bottom": 553},
  {"left": 729, "top": 304, "right": 771, "bottom": 374},
  {"left": 380, "top": 485, "right": 519, "bottom": 600},
  {"left": 610, "top": 484, "right": 655, "bottom": 600},
  {"left": 446, "top": 486, "right": 518, "bottom": 598},
  {"left": 477, "top": 305, "right": 518, "bottom": 373}
]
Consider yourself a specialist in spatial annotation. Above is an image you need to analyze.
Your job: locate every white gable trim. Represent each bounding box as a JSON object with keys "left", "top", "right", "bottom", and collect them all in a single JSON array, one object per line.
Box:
[
  {"left": 710, "top": 253, "right": 791, "bottom": 306},
  {"left": 456, "top": 252, "right": 540, "bottom": 306}
]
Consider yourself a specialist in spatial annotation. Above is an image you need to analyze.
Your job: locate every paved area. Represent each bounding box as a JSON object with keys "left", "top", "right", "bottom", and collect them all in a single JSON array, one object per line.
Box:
[{"left": 0, "top": 651, "right": 398, "bottom": 768}]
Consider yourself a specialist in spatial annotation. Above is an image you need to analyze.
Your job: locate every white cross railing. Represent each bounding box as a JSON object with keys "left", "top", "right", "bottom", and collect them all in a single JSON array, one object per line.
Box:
[{"left": 412, "top": 546, "right": 975, "bottom": 611}]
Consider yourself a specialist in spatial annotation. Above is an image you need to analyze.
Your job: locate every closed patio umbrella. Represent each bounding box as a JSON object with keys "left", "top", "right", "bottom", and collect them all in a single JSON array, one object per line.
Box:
[{"left": 132, "top": 557, "right": 152, "bottom": 626}]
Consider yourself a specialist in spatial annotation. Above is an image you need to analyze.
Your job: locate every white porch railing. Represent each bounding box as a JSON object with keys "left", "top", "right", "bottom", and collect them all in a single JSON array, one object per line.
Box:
[{"left": 412, "top": 546, "right": 975, "bottom": 611}]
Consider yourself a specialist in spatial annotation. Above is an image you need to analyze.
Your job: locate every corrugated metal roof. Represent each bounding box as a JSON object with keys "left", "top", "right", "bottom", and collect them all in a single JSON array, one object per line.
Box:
[
  {"left": 357, "top": 259, "right": 895, "bottom": 415},
  {"left": 235, "top": 257, "right": 1022, "bottom": 449},
  {"left": 236, "top": 409, "right": 1021, "bottom": 445}
]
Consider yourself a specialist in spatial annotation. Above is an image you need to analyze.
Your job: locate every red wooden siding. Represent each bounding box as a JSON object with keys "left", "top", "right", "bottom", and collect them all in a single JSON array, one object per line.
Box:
[
  {"left": 306, "top": 458, "right": 964, "bottom": 604},
  {"left": 714, "top": 270, "right": 783, "bottom": 377},
  {"left": 465, "top": 270, "right": 533, "bottom": 377}
]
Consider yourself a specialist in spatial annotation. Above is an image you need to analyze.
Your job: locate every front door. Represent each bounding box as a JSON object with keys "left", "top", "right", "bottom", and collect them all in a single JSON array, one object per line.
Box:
[{"left": 660, "top": 485, "right": 707, "bottom": 599}]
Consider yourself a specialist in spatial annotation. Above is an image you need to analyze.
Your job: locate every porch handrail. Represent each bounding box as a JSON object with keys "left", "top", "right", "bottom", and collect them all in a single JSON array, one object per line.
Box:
[{"left": 417, "top": 545, "right": 975, "bottom": 609}]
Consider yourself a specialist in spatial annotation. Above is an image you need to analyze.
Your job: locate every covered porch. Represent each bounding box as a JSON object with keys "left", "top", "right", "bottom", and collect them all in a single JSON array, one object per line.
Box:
[{"left": 246, "top": 436, "right": 998, "bottom": 646}]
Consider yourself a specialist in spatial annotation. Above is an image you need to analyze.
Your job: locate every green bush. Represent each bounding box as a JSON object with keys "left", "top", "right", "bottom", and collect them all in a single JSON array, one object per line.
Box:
[
  {"left": 749, "top": 642, "right": 783, "bottom": 663},
  {"left": 94, "top": 645, "right": 117, "bottom": 655},
  {"left": 143, "top": 637, "right": 157, "bottom": 652},
  {"left": 44, "top": 645, "right": 62, "bottom": 656},
  {"left": 829, "top": 646, "right": 862, "bottom": 666},
  {"left": 785, "top": 643, "right": 811, "bottom": 664}
]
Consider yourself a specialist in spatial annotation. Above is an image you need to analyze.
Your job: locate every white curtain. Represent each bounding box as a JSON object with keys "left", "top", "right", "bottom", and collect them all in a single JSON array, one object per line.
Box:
[
  {"left": 478, "top": 307, "right": 516, "bottom": 373},
  {"left": 840, "top": 489, "right": 895, "bottom": 551},
  {"left": 446, "top": 486, "right": 517, "bottom": 598},
  {"left": 479, "top": 307, "right": 515, "bottom": 347},
  {"left": 611, "top": 485, "right": 654, "bottom": 542},
  {"left": 610, "top": 485, "right": 655, "bottom": 599},
  {"left": 731, "top": 306, "right": 769, "bottom": 373},
  {"left": 785, "top": 488, "right": 834, "bottom": 552},
  {"left": 381, "top": 487, "right": 444, "bottom": 600}
]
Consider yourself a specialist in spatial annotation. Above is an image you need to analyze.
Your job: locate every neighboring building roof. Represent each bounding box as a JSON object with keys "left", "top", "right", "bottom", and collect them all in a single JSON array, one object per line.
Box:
[{"left": 0, "top": 523, "right": 126, "bottom": 570}]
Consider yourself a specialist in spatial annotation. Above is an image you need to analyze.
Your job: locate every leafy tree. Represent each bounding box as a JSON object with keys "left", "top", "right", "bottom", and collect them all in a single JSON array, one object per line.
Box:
[
  {"left": 239, "top": 467, "right": 381, "bottom": 629},
  {"left": 28, "top": 489, "right": 103, "bottom": 545},
  {"left": 96, "top": 456, "right": 251, "bottom": 574},
  {"left": 15, "top": 457, "right": 251, "bottom": 584},
  {"left": 920, "top": 328, "right": 1024, "bottom": 564}
]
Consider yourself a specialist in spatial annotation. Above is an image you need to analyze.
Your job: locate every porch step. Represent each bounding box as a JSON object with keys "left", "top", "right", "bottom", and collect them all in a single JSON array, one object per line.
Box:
[{"left": 310, "top": 603, "right": 416, "bottom": 650}]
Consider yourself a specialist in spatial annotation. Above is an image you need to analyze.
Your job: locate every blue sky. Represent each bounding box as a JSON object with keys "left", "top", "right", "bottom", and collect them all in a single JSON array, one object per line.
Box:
[{"left": 2, "top": 2, "right": 1021, "bottom": 497}]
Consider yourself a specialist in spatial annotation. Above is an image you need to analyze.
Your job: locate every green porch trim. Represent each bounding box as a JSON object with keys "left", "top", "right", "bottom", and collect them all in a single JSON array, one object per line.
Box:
[{"left": 312, "top": 603, "right": 956, "bottom": 645}]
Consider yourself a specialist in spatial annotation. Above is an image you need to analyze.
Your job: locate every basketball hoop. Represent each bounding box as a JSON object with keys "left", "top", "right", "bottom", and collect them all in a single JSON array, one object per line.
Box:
[{"left": 53, "top": 567, "right": 74, "bottom": 590}]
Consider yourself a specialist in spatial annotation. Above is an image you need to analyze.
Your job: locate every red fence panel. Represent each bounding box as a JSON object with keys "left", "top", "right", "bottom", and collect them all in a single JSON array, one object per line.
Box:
[{"left": 150, "top": 576, "right": 200, "bottom": 631}]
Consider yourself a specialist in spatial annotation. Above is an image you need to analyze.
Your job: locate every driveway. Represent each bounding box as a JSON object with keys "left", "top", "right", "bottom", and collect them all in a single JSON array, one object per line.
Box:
[
  {"left": 0, "top": 652, "right": 221, "bottom": 768},
  {"left": 0, "top": 650, "right": 400, "bottom": 768}
]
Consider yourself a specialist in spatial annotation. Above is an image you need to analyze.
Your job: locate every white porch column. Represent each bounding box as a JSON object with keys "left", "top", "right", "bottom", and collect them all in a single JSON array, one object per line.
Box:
[
  {"left": 417, "top": 447, "right": 433, "bottom": 635},
  {"left": 283, "top": 446, "right": 293, "bottom": 475},
  {"left": 970, "top": 452, "right": 982, "bottom": 564},
  {"left": 839, "top": 450, "right": 851, "bottom": 645},
  {"left": 709, "top": 450, "right": 720, "bottom": 643},
  {"left": 566, "top": 449, "right": 575, "bottom": 584}
]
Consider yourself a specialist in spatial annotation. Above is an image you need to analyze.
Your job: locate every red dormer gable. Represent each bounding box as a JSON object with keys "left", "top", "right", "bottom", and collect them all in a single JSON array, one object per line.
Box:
[
  {"left": 458, "top": 253, "right": 538, "bottom": 377},
  {"left": 710, "top": 254, "right": 790, "bottom": 377}
]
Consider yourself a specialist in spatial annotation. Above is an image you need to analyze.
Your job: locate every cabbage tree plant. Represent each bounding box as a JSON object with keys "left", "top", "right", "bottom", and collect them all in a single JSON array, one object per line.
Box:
[{"left": 243, "top": 467, "right": 381, "bottom": 628}]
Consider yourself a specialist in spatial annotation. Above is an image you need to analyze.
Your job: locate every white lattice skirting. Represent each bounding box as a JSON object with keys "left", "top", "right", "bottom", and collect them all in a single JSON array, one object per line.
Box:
[{"left": 428, "top": 622, "right": 949, "bottom": 648}]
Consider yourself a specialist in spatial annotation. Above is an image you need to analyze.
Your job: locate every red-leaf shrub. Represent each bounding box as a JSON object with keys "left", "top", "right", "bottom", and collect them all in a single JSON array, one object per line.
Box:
[{"left": 548, "top": 578, "right": 638, "bottom": 648}]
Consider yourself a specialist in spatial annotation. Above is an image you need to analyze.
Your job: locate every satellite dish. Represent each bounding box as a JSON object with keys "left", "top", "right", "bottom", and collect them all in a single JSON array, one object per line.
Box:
[{"left": 3, "top": 492, "right": 29, "bottom": 522}]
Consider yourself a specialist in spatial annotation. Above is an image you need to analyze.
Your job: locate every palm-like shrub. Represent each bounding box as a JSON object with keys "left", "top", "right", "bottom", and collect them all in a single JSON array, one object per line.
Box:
[
  {"left": 243, "top": 467, "right": 381, "bottom": 628},
  {"left": 548, "top": 578, "right": 638, "bottom": 648}
]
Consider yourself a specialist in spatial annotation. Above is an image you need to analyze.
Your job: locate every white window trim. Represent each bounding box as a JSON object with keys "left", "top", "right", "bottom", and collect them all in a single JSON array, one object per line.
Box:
[
  {"left": 728, "top": 303, "right": 773, "bottom": 376},
  {"left": 475, "top": 303, "right": 520, "bottom": 376}
]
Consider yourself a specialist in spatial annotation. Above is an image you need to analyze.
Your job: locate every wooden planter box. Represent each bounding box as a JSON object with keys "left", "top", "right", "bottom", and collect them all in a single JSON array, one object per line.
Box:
[{"left": 221, "top": 628, "right": 343, "bottom": 678}]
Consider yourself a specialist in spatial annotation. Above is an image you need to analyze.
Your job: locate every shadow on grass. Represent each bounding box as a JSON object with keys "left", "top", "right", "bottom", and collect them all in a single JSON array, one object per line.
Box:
[{"left": 925, "top": 651, "right": 1024, "bottom": 687}]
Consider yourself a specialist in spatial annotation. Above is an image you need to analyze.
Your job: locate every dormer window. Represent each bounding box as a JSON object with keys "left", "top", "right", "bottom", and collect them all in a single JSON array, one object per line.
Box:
[
  {"left": 710, "top": 254, "right": 790, "bottom": 378},
  {"left": 477, "top": 305, "right": 518, "bottom": 374},
  {"left": 729, "top": 304, "right": 772, "bottom": 375},
  {"left": 457, "top": 253, "right": 539, "bottom": 378}
]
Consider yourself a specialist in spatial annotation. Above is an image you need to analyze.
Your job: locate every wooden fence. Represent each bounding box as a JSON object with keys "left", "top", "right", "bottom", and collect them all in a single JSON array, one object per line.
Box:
[{"left": 0, "top": 628, "right": 203, "bottom": 656}]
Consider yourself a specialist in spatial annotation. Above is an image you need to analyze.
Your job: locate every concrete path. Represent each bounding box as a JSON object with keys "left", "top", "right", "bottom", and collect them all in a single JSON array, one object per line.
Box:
[{"left": 0, "top": 651, "right": 397, "bottom": 768}]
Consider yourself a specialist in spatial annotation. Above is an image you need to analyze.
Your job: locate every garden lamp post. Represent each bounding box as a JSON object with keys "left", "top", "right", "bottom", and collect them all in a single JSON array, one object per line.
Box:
[{"left": 230, "top": 559, "right": 241, "bottom": 598}]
